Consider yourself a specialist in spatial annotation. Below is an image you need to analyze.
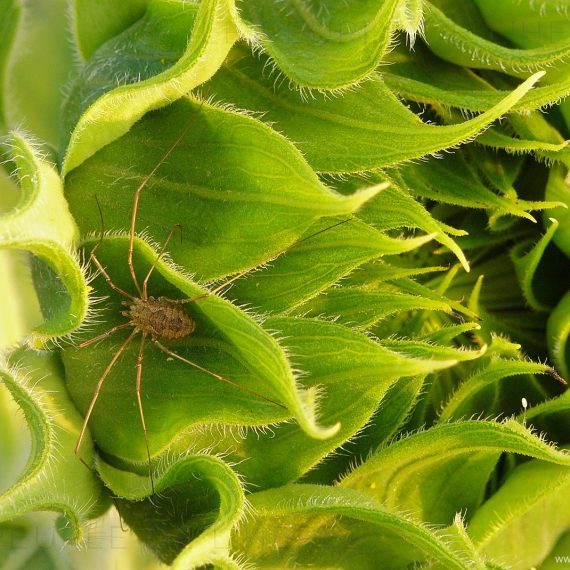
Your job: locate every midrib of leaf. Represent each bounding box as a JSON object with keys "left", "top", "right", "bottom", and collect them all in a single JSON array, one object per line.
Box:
[{"left": 97, "top": 164, "right": 362, "bottom": 210}]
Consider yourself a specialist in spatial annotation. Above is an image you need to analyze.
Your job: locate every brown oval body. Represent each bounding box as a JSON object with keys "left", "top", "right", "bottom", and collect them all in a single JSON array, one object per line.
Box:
[{"left": 128, "top": 296, "right": 196, "bottom": 340}]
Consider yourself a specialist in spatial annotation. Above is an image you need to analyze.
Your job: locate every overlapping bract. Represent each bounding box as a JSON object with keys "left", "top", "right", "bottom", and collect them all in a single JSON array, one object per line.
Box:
[{"left": 1, "top": 1, "right": 569, "bottom": 568}]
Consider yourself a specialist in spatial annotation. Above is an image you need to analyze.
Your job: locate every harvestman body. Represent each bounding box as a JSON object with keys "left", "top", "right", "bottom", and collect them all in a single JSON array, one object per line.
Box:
[{"left": 74, "top": 120, "right": 289, "bottom": 490}]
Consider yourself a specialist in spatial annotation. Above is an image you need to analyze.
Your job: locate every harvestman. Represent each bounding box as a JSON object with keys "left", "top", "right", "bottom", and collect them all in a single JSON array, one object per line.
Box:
[{"left": 73, "top": 121, "right": 293, "bottom": 489}]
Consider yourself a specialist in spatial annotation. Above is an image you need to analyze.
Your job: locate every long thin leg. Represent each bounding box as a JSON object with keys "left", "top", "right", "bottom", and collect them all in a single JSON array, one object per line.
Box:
[
  {"left": 128, "top": 121, "right": 201, "bottom": 297},
  {"left": 135, "top": 333, "right": 155, "bottom": 492},
  {"left": 87, "top": 195, "right": 135, "bottom": 301},
  {"left": 171, "top": 218, "right": 353, "bottom": 305},
  {"left": 170, "top": 262, "right": 272, "bottom": 305},
  {"left": 77, "top": 323, "right": 132, "bottom": 349},
  {"left": 152, "top": 338, "right": 287, "bottom": 409},
  {"left": 90, "top": 252, "right": 136, "bottom": 301},
  {"left": 75, "top": 329, "right": 139, "bottom": 468},
  {"left": 142, "top": 224, "right": 181, "bottom": 300}
]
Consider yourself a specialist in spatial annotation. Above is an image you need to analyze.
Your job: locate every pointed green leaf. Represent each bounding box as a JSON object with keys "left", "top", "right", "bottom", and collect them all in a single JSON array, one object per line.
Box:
[
  {"left": 342, "top": 419, "right": 570, "bottom": 524},
  {"left": 384, "top": 42, "right": 570, "bottom": 113},
  {"left": 204, "top": 44, "right": 546, "bottom": 172},
  {"left": 344, "top": 260, "right": 449, "bottom": 288},
  {"left": 65, "top": 98, "right": 379, "bottom": 281},
  {"left": 229, "top": 214, "right": 435, "bottom": 314},
  {"left": 498, "top": 104, "right": 570, "bottom": 166},
  {"left": 62, "top": 236, "right": 338, "bottom": 468},
  {"left": 357, "top": 183, "right": 469, "bottom": 271},
  {"left": 379, "top": 337, "right": 485, "bottom": 364},
  {"left": 511, "top": 218, "right": 560, "bottom": 311},
  {"left": 393, "top": 150, "right": 558, "bottom": 222},
  {"left": 236, "top": 484, "right": 485, "bottom": 569},
  {"left": 438, "top": 357, "right": 556, "bottom": 423},
  {"left": 477, "top": 127, "right": 569, "bottom": 157},
  {"left": 364, "top": 263, "right": 476, "bottom": 318},
  {"left": 420, "top": 322, "right": 484, "bottom": 346},
  {"left": 296, "top": 287, "right": 453, "bottom": 328},
  {"left": 179, "top": 316, "right": 467, "bottom": 490},
  {"left": 62, "top": 0, "right": 239, "bottom": 173}
]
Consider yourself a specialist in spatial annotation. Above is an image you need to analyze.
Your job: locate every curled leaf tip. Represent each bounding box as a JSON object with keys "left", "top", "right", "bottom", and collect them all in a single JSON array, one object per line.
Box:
[
  {"left": 373, "top": 181, "right": 391, "bottom": 192},
  {"left": 346, "top": 182, "right": 391, "bottom": 211},
  {"left": 473, "top": 343, "right": 489, "bottom": 359},
  {"left": 296, "top": 386, "right": 341, "bottom": 440},
  {"left": 308, "top": 421, "right": 342, "bottom": 440},
  {"left": 412, "top": 232, "right": 438, "bottom": 247},
  {"left": 529, "top": 70, "right": 546, "bottom": 82},
  {"left": 295, "top": 414, "right": 342, "bottom": 440}
]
